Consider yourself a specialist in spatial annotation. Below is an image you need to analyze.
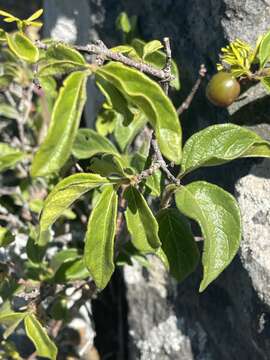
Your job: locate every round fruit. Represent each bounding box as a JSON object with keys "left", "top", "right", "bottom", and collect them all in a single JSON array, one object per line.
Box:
[{"left": 206, "top": 72, "right": 240, "bottom": 107}]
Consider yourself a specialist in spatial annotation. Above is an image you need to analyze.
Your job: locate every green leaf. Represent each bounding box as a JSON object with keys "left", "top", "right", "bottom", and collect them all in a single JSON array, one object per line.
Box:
[
  {"left": 72, "top": 128, "right": 119, "bottom": 159},
  {"left": 54, "top": 258, "right": 90, "bottom": 283},
  {"left": 181, "top": 124, "right": 270, "bottom": 175},
  {"left": 0, "top": 28, "right": 6, "bottom": 42},
  {"left": 146, "top": 170, "right": 162, "bottom": 197},
  {"left": 261, "top": 77, "right": 270, "bottom": 93},
  {"left": 116, "top": 12, "right": 131, "bottom": 33},
  {"left": 50, "top": 248, "right": 80, "bottom": 271},
  {"left": 156, "top": 209, "right": 199, "bottom": 282},
  {"left": 39, "top": 173, "right": 114, "bottom": 233},
  {"left": 45, "top": 43, "right": 85, "bottom": 64},
  {"left": 114, "top": 111, "right": 147, "bottom": 152},
  {"left": 143, "top": 40, "right": 163, "bottom": 59},
  {"left": 84, "top": 185, "right": 118, "bottom": 289},
  {"left": 97, "top": 62, "right": 182, "bottom": 164},
  {"left": 124, "top": 186, "right": 161, "bottom": 253},
  {"left": 243, "top": 142, "right": 270, "bottom": 157},
  {"left": 0, "top": 311, "right": 26, "bottom": 339},
  {"left": 0, "top": 227, "right": 15, "bottom": 247},
  {"left": 0, "top": 103, "right": 19, "bottom": 119},
  {"left": 6, "top": 32, "right": 39, "bottom": 63},
  {"left": 38, "top": 61, "right": 87, "bottom": 77},
  {"left": 38, "top": 43, "right": 87, "bottom": 77},
  {"left": 110, "top": 45, "right": 135, "bottom": 55},
  {"left": 24, "top": 314, "right": 57, "bottom": 360},
  {"left": 26, "top": 9, "right": 43, "bottom": 22},
  {"left": 0, "top": 10, "right": 18, "bottom": 19},
  {"left": 26, "top": 234, "right": 47, "bottom": 264},
  {"left": 259, "top": 30, "right": 270, "bottom": 68},
  {"left": 96, "top": 109, "right": 118, "bottom": 136},
  {"left": 0, "top": 143, "right": 25, "bottom": 172},
  {"left": 31, "top": 71, "right": 88, "bottom": 177},
  {"left": 175, "top": 181, "right": 241, "bottom": 292},
  {"left": 96, "top": 73, "right": 133, "bottom": 124},
  {"left": 89, "top": 154, "right": 126, "bottom": 177},
  {"left": 131, "top": 38, "right": 180, "bottom": 90},
  {"left": 3, "top": 17, "right": 18, "bottom": 23}
]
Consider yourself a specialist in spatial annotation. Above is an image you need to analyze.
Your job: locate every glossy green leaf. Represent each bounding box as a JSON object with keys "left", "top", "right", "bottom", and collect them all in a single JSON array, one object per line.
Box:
[
  {"left": 84, "top": 185, "right": 118, "bottom": 289},
  {"left": 6, "top": 32, "right": 39, "bottom": 63},
  {"left": 259, "top": 30, "right": 270, "bottom": 68},
  {"left": 114, "top": 111, "right": 147, "bottom": 152},
  {"left": 124, "top": 186, "right": 161, "bottom": 252},
  {"left": 72, "top": 128, "right": 119, "bottom": 159},
  {"left": 89, "top": 154, "right": 126, "bottom": 177},
  {"left": 181, "top": 124, "right": 270, "bottom": 175},
  {"left": 0, "top": 28, "right": 6, "bottom": 42},
  {"left": 50, "top": 248, "right": 80, "bottom": 271},
  {"left": 45, "top": 43, "right": 85, "bottom": 64},
  {"left": 26, "top": 9, "right": 43, "bottom": 22},
  {"left": 261, "top": 77, "right": 270, "bottom": 93},
  {"left": 54, "top": 258, "right": 90, "bottom": 283},
  {"left": 243, "top": 142, "right": 270, "bottom": 157},
  {"left": 38, "top": 61, "right": 87, "bottom": 77},
  {"left": 143, "top": 40, "right": 163, "bottom": 59},
  {"left": 0, "top": 227, "right": 15, "bottom": 247},
  {"left": 97, "top": 62, "right": 182, "bottom": 163},
  {"left": 157, "top": 209, "right": 199, "bottom": 282},
  {"left": 146, "top": 171, "right": 162, "bottom": 197},
  {"left": 110, "top": 45, "right": 135, "bottom": 55},
  {"left": 39, "top": 173, "right": 113, "bottom": 233},
  {"left": 24, "top": 314, "right": 57, "bottom": 360},
  {"left": 3, "top": 17, "right": 17, "bottom": 23},
  {"left": 0, "top": 311, "right": 26, "bottom": 339},
  {"left": 38, "top": 43, "right": 87, "bottom": 76},
  {"left": 131, "top": 38, "right": 180, "bottom": 90},
  {"left": 0, "top": 143, "right": 25, "bottom": 172},
  {"left": 96, "top": 109, "right": 118, "bottom": 136},
  {"left": 96, "top": 73, "right": 133, "bottom": 124},
  {"left": 175, "top": 181, "right": 241, "bottom": 292},
  {"left": 0, "top": 104, "right": 19, "bottom": 119},
  {"left": 0, "top": 10, "right": 18, "bottom": 19},
  {"left": 26, "top": 234, "right": 47, "bottom": 264},
  {"left": 31, "top": 71, "right": 88, "bottom": 177}
]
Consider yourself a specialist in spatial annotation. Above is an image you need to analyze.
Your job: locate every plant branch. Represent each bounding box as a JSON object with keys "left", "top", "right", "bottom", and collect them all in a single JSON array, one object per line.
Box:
[
  {"left": 151, "top": 138, "right": 181, "bottom": 185},
  {"left": 35, "top": 40, "right": 174, "bottom": 82},
  {"left": 177, "top": 64, "right": 207, "bottom": 115},
  {"left": 161, "top": 37, "right": 172, "bottom": 94}
]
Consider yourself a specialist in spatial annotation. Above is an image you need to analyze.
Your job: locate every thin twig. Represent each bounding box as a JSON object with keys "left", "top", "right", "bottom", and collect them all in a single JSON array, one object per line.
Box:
[
  {"left": 177, "top": 64, "right": 207, "bottom": 115},
  {"left": 135, "top": 155, "right": 161, "bottom": 183},
  {"left": 160, "top": 185, "right": 177, "bottom": 209},
  {"left": 35, "top": 40, "right": 174, "bottom": 82},
  {"left": 20, "top": 85, "right": 34, "bottom": 149},
  {"left": 114, "top": 186, "right": 128, "bottom": 259},
  {"left": 151, "top": 138, "right": 181, "bottom": 186},
  {"left": 161, "top": 37, "right": 172, "bottom": 95}
]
